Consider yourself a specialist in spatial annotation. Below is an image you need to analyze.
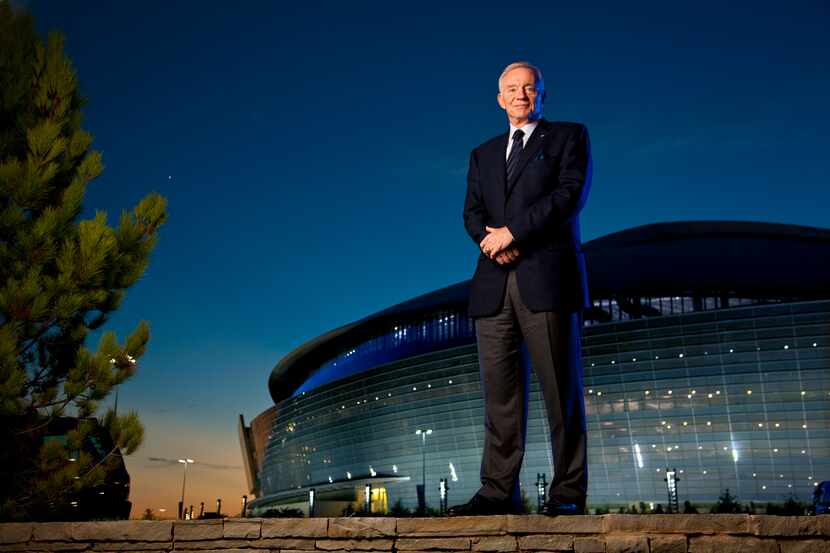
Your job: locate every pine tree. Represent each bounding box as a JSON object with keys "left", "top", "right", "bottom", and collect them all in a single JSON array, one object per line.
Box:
[
  {"left": 0, "top": 5, "right": 167, "bottom": 520},
  {"left": 712, "top": 488, "right": 742, "bottom": 514}
]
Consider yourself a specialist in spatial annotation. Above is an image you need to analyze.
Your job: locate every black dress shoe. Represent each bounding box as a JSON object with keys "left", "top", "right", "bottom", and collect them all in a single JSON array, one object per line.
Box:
[
  {"left": 447, "top": 494, "right": 516, "bottom": 516},
  {"left": 542, "top": 498, "right": 585, "bottom": 516}
]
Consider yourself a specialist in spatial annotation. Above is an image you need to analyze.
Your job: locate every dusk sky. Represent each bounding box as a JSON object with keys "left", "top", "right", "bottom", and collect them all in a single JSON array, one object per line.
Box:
[{"left": 26, "top": 0, "right": 829, "bottom": 517}]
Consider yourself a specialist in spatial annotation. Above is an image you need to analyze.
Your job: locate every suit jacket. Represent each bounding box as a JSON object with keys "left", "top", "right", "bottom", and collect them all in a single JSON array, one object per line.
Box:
[{"left": 463, "top": 119, "right": 592, "bottom": 317}]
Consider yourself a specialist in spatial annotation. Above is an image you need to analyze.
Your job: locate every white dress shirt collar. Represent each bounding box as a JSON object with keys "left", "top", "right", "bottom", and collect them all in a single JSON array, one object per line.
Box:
[{"left": 506, "top": 120, "right": 539, "bottom": 158}]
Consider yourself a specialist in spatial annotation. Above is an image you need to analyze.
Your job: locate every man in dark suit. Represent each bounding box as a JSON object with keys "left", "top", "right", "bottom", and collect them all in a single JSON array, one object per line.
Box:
[{"left": 449, "top": 61, "right": 592, "bottom": 516}]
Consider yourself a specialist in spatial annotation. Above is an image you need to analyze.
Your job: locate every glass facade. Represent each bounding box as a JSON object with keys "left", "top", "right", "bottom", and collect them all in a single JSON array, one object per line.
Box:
[{"left": 254, "top": 299, "right": 830, "bottom": 513}]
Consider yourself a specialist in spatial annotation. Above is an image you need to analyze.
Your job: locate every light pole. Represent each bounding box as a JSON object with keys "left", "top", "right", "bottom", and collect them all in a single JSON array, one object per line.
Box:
[
  {"left": 177, "top": 458, "right": 194, "bottom": 519},
  {"left": 415, "top": 429, "right": 432, "bottom": 513}
]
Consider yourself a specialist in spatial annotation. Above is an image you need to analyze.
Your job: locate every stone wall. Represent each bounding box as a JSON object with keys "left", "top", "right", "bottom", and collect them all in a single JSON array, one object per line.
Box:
[{"left": 1, "top": 515, "right": 828, "bottom": 553}]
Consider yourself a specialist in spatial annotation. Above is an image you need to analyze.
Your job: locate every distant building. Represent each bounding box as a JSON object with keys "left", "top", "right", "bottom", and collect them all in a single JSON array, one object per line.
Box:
[{"left": 239, "top": 222, "right": 830, "bottom": 514}]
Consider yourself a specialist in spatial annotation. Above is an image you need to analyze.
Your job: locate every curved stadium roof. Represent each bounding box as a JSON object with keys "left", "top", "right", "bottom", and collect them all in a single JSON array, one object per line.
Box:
[{"left": 269, "top": 221, "right": 830, "bottom": 404}]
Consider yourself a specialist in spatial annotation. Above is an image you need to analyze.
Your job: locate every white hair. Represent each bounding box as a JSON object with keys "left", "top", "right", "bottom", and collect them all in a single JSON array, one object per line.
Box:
[{"left": 498, "top": 61, "right": 545, "bottom": 92}]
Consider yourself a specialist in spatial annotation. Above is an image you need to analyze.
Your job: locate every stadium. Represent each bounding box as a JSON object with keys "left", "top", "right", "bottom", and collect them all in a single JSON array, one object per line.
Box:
[{"left": 238, "top": 221, "right": 830, "bottom": 515}]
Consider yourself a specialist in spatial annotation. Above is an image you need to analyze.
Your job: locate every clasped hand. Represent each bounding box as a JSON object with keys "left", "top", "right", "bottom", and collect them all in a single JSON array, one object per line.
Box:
[{"left": 480, "top": 226, "right": 520, "bottom": 265}]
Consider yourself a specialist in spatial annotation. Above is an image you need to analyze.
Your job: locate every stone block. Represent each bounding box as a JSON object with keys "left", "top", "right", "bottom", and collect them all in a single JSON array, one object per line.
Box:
[
  {"left": 517, "top": 534, "right": 574, "bottom": 551},
  {"left": 223, "top": 520, "right": 261, "bottom": 539},
  {"left": 165, "top": 539, "right": 249, "bottom": 550},
  {"left": 648, "top": 536, "right": 686, "bottom": 553},
  {"left": 688, "top": 535, "right": 777, "bottom": 553},
  {"left": 252, "top": 538, "right": 316, "bottom": 549},
  {"left": 74, "top": 522, "right": 173, "bottom": 542},
  {"left": 6, "top": 543, "right": 88, "bottom": 552},
  {"left": 508, "top": 516, "right": 602, "bottom": 535},
  {"left": 397, "top": 517, "right": 506, "bottom": 537},
  {"left": 92, "top": 542, "right": 173, "bottom": 551},
  {"left": 315, "top": 539, "right": 393, "bottom": 551},
  {"left": 750, "top": 516, "right": 820, "bottom": 537},
  {"left": 32, "top": 524, "right": 74, "bottom": 542},
  {"left": 603, "top": 515, "right": 750, "bottom": 535},
  {"left": 173, "top": 521, "right": 223, "bottom": 541},
  {"left": 172, "top": 549, "right": 267, "bottom": 553},
  {"left": 471, "top": 536, "right": 517, "bottom": 551},
  {"left": 0, "top": 524, "right": 34, "bottom": 544},
  {"left": 573, "top": 537, "right": 604, "bottom": 553},
  {"left": 327, "top": 519, "right": 395, "bottom": 538},
  {"left": 397, "top": 538, "right": 471, "bottom": 550},
  {"left": 261, "top": 519, "right": 327, "bottom": 538},
  {"left": 604, "top": 536, "right": 647, "bottom": 553},
  {"left": 779, "top": 540, "right": 830, "bottom": 553}
]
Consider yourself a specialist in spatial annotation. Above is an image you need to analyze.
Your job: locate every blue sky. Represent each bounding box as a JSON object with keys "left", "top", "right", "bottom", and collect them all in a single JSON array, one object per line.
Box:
[{"left": 26, "top": 0, "right": 829, "bottom": 515}]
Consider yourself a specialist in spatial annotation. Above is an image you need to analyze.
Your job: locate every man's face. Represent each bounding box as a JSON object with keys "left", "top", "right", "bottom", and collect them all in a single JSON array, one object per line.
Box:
[{"left": 497, "top": 67, "right": 544, "bottom": 124}]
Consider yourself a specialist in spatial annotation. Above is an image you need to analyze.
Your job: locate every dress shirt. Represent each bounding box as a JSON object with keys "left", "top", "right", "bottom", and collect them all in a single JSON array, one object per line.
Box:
[{"left": 505, "top": 120, "right": 539, "bottom": 159}]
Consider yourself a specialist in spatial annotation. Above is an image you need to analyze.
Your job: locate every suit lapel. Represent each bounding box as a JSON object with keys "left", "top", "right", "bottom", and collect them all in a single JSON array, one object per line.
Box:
[
  {"left": 490, "top": 133, "right": 509, "bottom": 208},
  {"left": 505, "top": 120, "right": 549, "bottom": 198}
]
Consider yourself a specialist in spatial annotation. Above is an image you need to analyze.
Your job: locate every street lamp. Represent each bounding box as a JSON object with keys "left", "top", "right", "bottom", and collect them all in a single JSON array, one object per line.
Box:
[
  {"left": 415, "top": 429, "right": 433, "bottom": 513},
  {"left": 177, "top": 458, "right": 194, "bottom": 519}
]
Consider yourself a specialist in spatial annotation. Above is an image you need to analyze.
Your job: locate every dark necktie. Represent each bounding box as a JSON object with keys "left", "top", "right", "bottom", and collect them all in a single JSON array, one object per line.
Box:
[{"left": 506, "top": 129, "right": 524, "bottom": 183}]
